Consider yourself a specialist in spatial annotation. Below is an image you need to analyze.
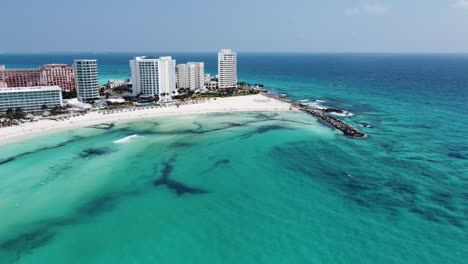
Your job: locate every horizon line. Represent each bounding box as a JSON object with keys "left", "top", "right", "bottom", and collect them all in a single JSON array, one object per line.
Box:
[{"left": 1, "top": 51, "right": 468, "bottom": 55}]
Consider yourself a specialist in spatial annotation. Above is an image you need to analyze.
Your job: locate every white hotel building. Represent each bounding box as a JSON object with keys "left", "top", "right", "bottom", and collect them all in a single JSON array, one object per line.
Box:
[
  {"left": 74, "top": 59, "right": 100, "bottom": 102},
  {"left": 218, "top": 49, "right": 237, "bottom": 89},
  {"left": 130, "top": 56, "right": 176, "bottom": 101},
  {"left": 0, "top": 86, "right": 63, "bottom": 113},
  {"left": 177, "top": 62, "right": 205, "bottom": 91}
]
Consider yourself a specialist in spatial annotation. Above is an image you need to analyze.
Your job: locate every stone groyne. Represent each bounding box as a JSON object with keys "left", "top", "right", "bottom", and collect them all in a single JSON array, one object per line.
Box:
[
  {"left": 301, "top": 108, "right": 366, "bottom": 138},
  {"left": 261, "top": 92, "right": 366, "bottom": 138}
]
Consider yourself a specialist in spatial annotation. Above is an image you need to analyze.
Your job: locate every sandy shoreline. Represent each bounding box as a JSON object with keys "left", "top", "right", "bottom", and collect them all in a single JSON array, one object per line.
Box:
[{"left": 0, "top": 94, "right": 297, "bottom": 144}]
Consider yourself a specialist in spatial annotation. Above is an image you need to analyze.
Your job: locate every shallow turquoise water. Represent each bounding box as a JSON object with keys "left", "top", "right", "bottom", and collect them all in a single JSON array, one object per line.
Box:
[
  {"left": 0, "top": 112, "right": 466, "bottom": 263},
  {"left": 0, "top": 53, "right": 467, "bottom": 263}
]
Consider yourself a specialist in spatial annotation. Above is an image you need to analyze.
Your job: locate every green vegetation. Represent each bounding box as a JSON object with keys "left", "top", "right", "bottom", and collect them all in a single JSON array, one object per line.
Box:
[
  {"left": 174, "top": 88, "right": 195, "bottom": 101},
  {"left": 9, "top": 107, "right": 25, "bottom": 120},
  {"left": 202, "top": 82, "right": 260, "bottom": 98},
  {"left": 50, "top": 105, "right": 68, "bottom": 116},
  {"left": 112, "top": 85, "right": 131, "bottom": 95},
  {"left": 62, "top": 90, "right": 77, "bottom": 99}
]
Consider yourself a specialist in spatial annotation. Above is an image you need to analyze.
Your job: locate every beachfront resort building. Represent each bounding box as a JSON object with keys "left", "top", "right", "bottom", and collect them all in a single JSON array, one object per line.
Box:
[
  {"left": 130, "top": 56, "right": 177, "bottom": 101},
  {"left": 177, "top": 64, "right": 190, "bottom": 90},
  {"left": 74, "top": 60, "right": 100, "bottom": 102},
  {"left": 0, "top": 86, "right": 63, "bottom": 113},
  {"left": 177, "top": 62, "right": 205, "bottom": 91},
  {"left": 107, "top": 79, "right": 130, "bottom": 89},
  {"left": 39, "top": 64, "right": 76, "bottom": 92},
  {"left": 218, "top": 49, "right": 237, "bottom": 89},
  {"left": 0, "top": 64, "right": 76, "bottom": 92}
]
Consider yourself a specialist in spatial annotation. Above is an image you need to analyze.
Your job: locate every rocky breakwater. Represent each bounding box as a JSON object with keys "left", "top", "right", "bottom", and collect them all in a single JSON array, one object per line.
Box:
[
  {"left": 301, "top": 108, "right": 366, "bottom": 138},
  {"left": 260, "top": 92, "right": 366, "bottom": 138}
]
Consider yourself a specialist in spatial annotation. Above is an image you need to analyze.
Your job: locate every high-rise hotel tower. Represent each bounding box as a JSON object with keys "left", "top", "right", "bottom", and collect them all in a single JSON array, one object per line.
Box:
[
  {"left": 74, "top": 59, "right": 99, "bottom": 101},
  {"left": 130, "top": 56, "right": 176, "bottom": 101},
  {"left": 218, "top": 49, "right": 237, "bottom": 89},
  {"left": 177, "top": 62, "right": 205, "bottom": 91}
]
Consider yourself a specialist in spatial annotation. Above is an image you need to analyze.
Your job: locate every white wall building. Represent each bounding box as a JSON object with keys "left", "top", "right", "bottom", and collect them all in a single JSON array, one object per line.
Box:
[
  {"left": 177, "top": 62, "right": 205, "bottom": 91},
  {"left": 130, "top": 56, "right": 176, "bottom": 101},
  {"left": 177, "top": 64, "right": 189, "bottom": 89},
  {"left": 158, "top": 57, "right": 177, "bottom": 100},
  {"left": 130, "top": 57, "right": 159, "bottom": 96},
  {"left": 107, "top": 80, "right": 127, "bottom": 89},
  {"left": 218, "top": 49, "right": 237, "bottom": 89},
  {"left": 74, "top": 59, "right": 99, "bottom": 101},
  {"left": 207, "top": 81, "right": 218, "bottom": 90},
  {"left": 66, "top": 98, "right": 92, "bottom": 111},
  {"left": 0, "top": 86, "right": 63, "bottom": 113}
]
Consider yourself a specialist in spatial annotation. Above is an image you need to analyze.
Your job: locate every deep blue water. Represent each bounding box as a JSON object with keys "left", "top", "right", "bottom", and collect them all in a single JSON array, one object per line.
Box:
[{"left": 1, "top": 53, "right": 467, "bottom": 263}]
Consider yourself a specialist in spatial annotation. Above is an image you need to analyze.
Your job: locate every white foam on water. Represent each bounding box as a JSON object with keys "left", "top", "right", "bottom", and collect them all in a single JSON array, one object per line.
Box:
[
  {"left": 113, "top": 135, "right": 142, "bottom": 144},
  {"left": 305, "top": 101, "right": 327, "bottom": 110},
  {"left": 329, "top": 111, "right": 355, "bottom": 117}
]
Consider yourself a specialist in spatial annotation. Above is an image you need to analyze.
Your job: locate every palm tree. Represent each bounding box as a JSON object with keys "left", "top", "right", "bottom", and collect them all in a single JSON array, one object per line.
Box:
[
  {"left": 5, "top": 108, "right": 14, "bottom": 120},
  {"left": 14, "top": 107, "right": 25, "bottom": 119},
  {"left": 51, "top": 105, "right": 60, "bottom": 115}
]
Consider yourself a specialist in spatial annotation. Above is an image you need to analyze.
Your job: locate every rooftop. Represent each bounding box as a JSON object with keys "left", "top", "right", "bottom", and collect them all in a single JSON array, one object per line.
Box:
[
  {"left": 220, "top": 49, "right": 236, "bottom": 54},
  {"left": 133, "top": 56, "right": 173, "bottom": 61},
  {"left": 1, "top": 64, "right": 74, "bottom": 71},
  {"left": 74, "top": 59, "right": 97, "bottom": 62},
  {"left": 42, "top": 64, "right": 73, "bottom": 68},
  {"left": 0, "top": 86, "right": 62, "bottom": 93}
]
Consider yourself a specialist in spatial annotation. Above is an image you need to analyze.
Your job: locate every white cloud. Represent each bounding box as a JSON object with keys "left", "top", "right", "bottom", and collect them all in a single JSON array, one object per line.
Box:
[
  {"left": 452, "top": 0, "right": 468, "bottom": 10},
  {"left": 345, "top": 3, "right": 390, "bottom": 16}
]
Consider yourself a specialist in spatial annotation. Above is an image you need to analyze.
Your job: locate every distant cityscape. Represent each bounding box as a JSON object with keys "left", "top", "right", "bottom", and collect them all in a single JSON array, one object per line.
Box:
[{"left": 0, "top": 49, "right": 241, "bottom": 115}]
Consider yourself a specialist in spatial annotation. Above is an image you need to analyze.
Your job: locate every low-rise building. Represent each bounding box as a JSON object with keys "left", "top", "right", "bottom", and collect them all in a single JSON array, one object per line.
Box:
[
  {"left": 204, "top": 74, "right": 213, "bottom": 84},
  {"left": 207, "top": 81, "right": 218, "bottom": 90},
  {"left": 107, "top": 80, "right": 127, "bottom": 89},
  {"left": 0, "top": 86, "right": 63, "bottom": 113},
  {"left": 66, "top": 98, "right": 92, "bottom": 111},
  {"left": 204, "top": 74, "right": 218, "bottom": 90}
]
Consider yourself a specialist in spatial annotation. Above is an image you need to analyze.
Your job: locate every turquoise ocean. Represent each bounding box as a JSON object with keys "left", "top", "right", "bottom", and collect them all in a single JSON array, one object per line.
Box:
[{"left": 0, "top": 53, "right": 467, "bottom": 263}]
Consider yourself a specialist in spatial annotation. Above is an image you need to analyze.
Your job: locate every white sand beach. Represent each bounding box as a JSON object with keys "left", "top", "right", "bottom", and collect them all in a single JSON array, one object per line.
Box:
[{"left": 0, "top": 94, "right": 296, "bottom": 144}]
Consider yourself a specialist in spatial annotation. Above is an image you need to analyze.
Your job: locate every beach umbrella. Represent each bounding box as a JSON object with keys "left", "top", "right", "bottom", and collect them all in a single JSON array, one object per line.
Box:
[
  {"left": 42, "top": 111, "right": 51, "bottom": 117},
  {"left": 25, "top": 114, "right": 34, "bottom": 119}
]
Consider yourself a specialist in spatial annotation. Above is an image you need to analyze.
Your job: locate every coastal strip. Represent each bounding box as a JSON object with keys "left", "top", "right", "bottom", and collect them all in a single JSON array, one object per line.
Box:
[
  {"left": 0, "top": 93, "right": 366, "bottom": 144},
  {"left": 0, "top": 94, "right": 296, "bottom": 144},
  {"left": 261, "top": 92, "right": 366, "bottom": 138}
]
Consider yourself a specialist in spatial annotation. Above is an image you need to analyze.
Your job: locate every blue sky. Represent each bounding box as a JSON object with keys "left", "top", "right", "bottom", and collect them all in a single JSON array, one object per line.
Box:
[{"left": 1, "top": 0, "right": 468, "bottom": 52}]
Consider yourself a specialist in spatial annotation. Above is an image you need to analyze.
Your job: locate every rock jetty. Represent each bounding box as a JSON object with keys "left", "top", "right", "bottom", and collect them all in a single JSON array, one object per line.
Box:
[
  {"left": 261, "top": 92, "right": 366, "bottom": 138},
  {"left": 301, "top": 108, "right": 366, "bottom": 138}
]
